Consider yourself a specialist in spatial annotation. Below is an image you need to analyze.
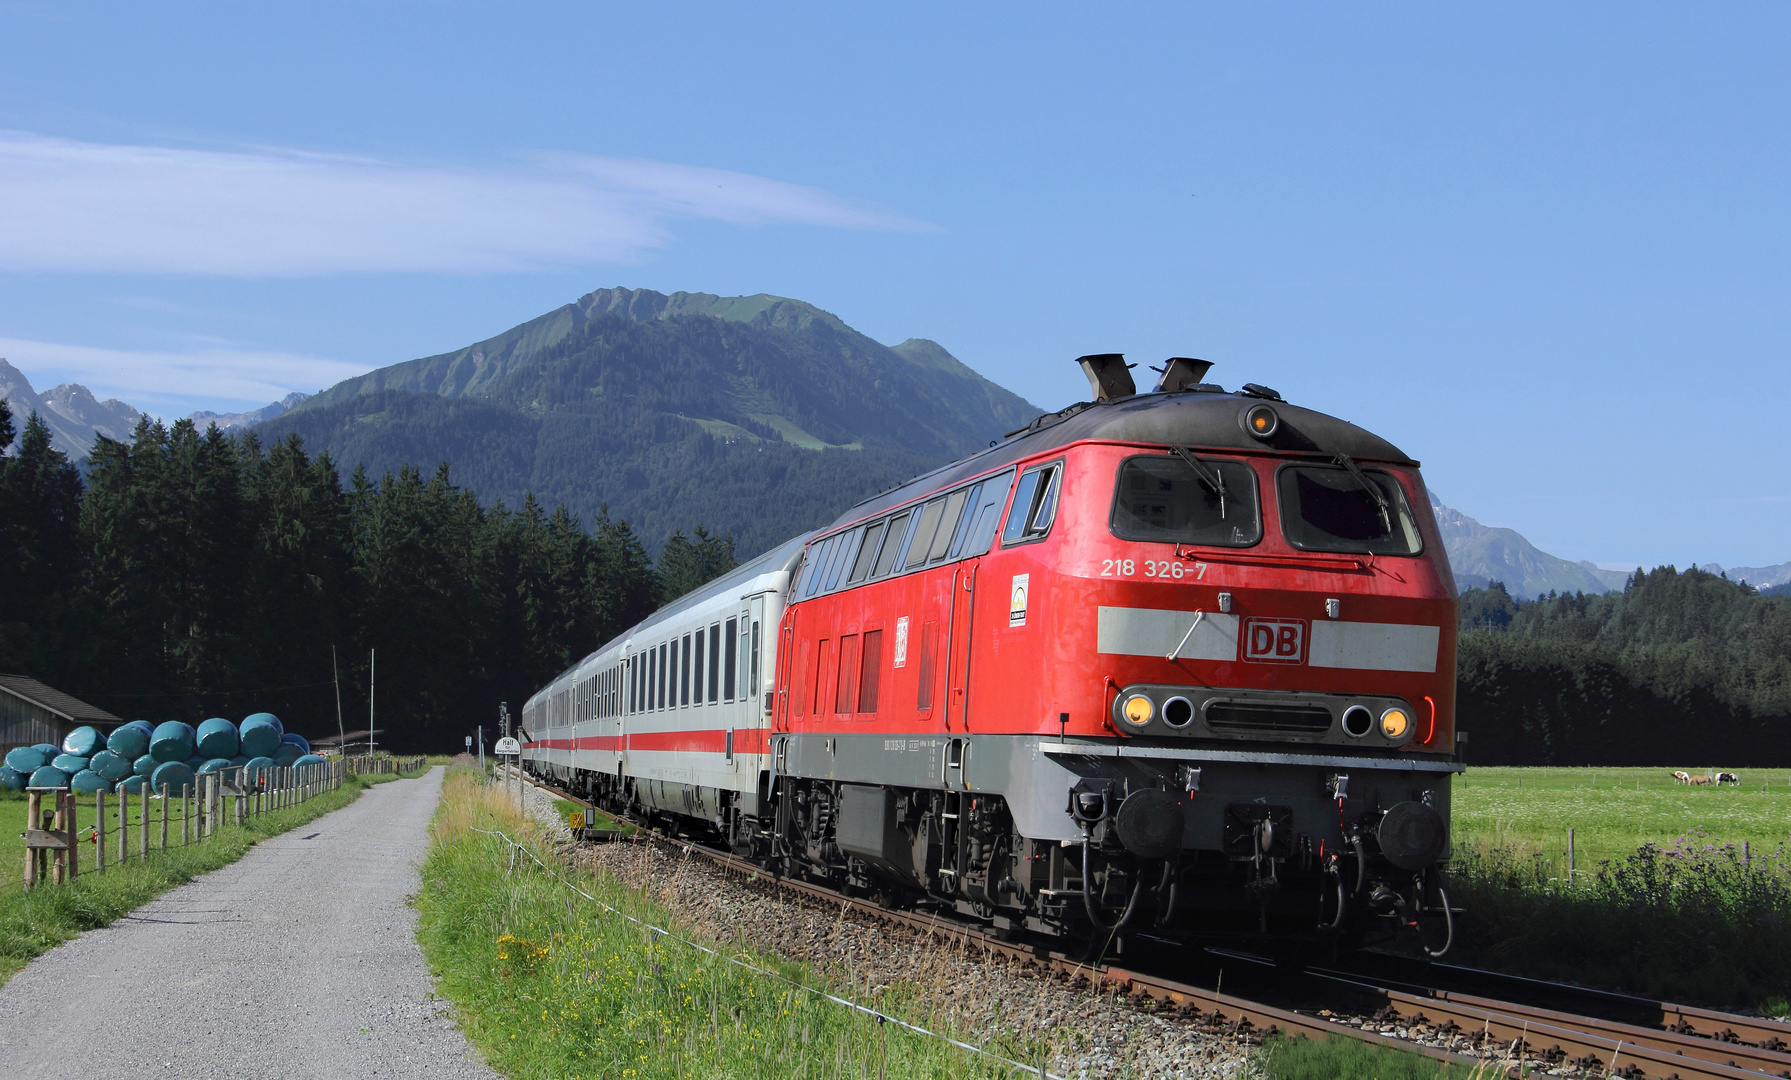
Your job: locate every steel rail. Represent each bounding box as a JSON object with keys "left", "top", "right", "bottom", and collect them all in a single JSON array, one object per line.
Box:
[{"left": 527, "top": 772, "right": 1787, "bottom": 1079}]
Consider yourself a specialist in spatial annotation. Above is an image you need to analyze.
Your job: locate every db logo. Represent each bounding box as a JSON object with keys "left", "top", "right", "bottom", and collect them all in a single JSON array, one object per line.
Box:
[{"left": 1243, "top": 618, "right": 1306, "bottom": 664}]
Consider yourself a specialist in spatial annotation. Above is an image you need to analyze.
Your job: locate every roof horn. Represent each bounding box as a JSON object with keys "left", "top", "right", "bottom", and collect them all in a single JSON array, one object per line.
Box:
[
  {"left": 1154, "top": 357, "right": 1213, "bottom": 393},
  {"left": 1077, "top": 353, "right": 1136, "bottom": 401}
]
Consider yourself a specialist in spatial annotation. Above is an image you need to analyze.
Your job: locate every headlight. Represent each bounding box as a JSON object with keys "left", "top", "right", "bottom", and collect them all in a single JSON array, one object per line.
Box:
[
  {"left": 1242, "top": 403, "right": 1279, "bottom": 439},
  {"left": 1120, "top": 694, "right": 1155, "bottom": 728},
  {"left": 1380, "top": 707, "right": 1411, "bottom": 740}
]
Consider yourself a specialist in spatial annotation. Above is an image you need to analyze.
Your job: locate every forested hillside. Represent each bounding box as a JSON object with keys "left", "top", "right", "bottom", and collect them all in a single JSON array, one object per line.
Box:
[
  {"left": 0, "top": 401, "right": 733, "bottom": 751},
  {"left": 1457, "top": 567, "right": 1791, "bottom": 765},
  {"left": 255, "top": 287, "right": 1041, "bottom": 558}
]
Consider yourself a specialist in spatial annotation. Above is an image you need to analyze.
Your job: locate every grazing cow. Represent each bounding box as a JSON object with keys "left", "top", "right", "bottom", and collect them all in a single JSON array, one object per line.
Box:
[
  {"left": 1715, "top": 771, "right": 1741, "bottom": 786},
  {"left": 1673, "top": 771, "right": 1692, "bottom": 785},
  {"left": 1690, "top": 774, "right": 1711, "bottom": 785}
]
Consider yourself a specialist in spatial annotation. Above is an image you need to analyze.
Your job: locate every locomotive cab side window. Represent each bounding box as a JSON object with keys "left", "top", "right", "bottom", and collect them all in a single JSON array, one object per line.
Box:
[
  {"left": 1001, "top": 461, "right": 1063, "bottom": 546},
  {"left": 1110, "top": 454, "right": 1262, "bottom": 547},
  {"left": 1277, "top": 464, "right": 1423, "bottom": 555}
]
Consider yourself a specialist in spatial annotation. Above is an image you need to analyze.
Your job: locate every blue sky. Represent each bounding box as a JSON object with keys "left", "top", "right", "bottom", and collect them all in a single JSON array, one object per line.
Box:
[{"left": 1, "top": 3, "right": 1787, "bottom": 569}]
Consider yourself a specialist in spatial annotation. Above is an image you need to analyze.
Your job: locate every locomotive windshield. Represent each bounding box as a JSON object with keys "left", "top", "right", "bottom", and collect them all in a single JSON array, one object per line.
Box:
[
  {"left": 1277, "top": 464, "right": 1423, "bottom": 555},
  {"left": 1109, "top": 454, "right": 1262, "bottom": 546}
]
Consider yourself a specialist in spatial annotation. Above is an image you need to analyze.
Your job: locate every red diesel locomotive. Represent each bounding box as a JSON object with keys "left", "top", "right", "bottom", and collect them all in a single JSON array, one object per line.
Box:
[{"left": 523, "top": 356, "right": 1461, "bottom": 956}]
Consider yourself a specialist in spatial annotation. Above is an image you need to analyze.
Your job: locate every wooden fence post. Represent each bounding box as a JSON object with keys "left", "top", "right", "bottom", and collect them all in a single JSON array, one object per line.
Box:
[
  {"left": 159, "top": 784, "right": 169, "bottom": 851},
  {"left": 119, "top": 785, "right": 128, "bottom": 863},
  {"left": 66, "top": 792, "right": 77, "bottom": 881},
  {"left": 24, "top": 791, "right": 41, "bottom": 888},
  {"left": 96, "top": 789, "right": 107, "bottom": 872},
  {"left": 182, "top": 784, "right": 191, "bottom": 847}
]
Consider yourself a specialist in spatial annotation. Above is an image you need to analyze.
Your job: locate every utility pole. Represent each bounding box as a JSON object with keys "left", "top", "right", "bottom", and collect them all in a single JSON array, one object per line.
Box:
[
  {"left": 477, "top": 725, "right": 484, "bottom": 772},
  {"left": 368, "top": 649, "right": 376, "bottom": 759},
  {"left": 331, "top": 645, "right": 346, "bottom": 756}
]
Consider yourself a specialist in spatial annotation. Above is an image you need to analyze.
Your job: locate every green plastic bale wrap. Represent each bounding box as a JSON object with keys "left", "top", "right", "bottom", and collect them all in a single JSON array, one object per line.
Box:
[
  {"left": 293, "top": 754, "right": 326, "bottom": 767},
  {"left": 196, "top": 758, "right": 233, "bottom": 774},
  {"left": 106, "top": 724, "right": 151, "bottom": 758},
  {"left": 229, "top": 754, "right": 250, "bottom": 766},
  {"left": 281, "top": 733, "right": 311, "bottom": 754},
  {"left": 5, "top": 746, "right": 46, "bottom": 773},
  {"left": 241, "top": 712, "right": 283, "bottom": 737},
  {"left": 61, "top": 725, "right": 103, "bottom": 757},
  {"left": 0, "top": 765, "right": 25, "bottom": 792},
  {"left": 149, "top": 761, "right": 195, "bottom": 796},
  {"left": 195, "top": 717, "right": 240, "bottom": 759},
  {"left": 183, "top": 754, "right": 208, "bottom": 772},
  {"left": 28, "top": 765, "right": 70, "bottom": 788},
  {"left": 51, "top": 753, "right": 89, "bottom": 774},
  {"left": 69, "top": 769, "right": 108, "bottom": 795},
  {"left": 116, "top": 775, "right": 147, "bottom": 794},
  {"left": 132, "top": 753, "right": 157, "bottom": 777},
  {"left": 241, "top": 756, "right": 276, "bottom": 784},
  {"left": 272, "top": 743, "right": 304, "bottom": 768},
  {"left": 124, "top": 719, "right": 155, "bottom": 738},
  {"left": 238, "top": 718, "right": 282, "bottom": 759},
  {"left": 149, "top": 721, "right": 196, "bottom": 763},
  {"left": 89, "top": 749, "right": 134, "bottom": 782},
  {"left": 31, "top": 743, "right": 60, "bottom": 759}
]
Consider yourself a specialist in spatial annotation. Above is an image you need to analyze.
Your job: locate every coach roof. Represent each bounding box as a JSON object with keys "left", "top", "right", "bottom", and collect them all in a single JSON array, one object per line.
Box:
[{"left": 822, "top": 386, "right": 1416, "bottom": 535}]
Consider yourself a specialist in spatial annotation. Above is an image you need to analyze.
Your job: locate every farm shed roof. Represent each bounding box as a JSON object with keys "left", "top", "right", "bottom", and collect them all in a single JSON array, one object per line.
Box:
[{"left": 0, "top": 674, "right": 125, "bottom": 727}]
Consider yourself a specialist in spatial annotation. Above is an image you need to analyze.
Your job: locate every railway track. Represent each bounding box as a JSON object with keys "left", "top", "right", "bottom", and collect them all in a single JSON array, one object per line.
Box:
[{"left": 526, "top": 771, "right": 1791, "bottom": 1079}]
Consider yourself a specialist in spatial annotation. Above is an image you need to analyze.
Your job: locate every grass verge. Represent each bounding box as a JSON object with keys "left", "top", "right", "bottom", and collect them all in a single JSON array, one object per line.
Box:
[
  {"left": 0, "top": 768, "right": 411, "bottom": 989},
  {"left": 416, "top": 766, "right": 1038, "bottom": 1080}
]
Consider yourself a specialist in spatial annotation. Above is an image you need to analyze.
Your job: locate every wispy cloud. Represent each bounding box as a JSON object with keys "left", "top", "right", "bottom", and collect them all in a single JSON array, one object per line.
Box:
[
  {"left": 0, "top": 337, "right": 367, "bottom": 414},
  {"left": 0, "top": 132, "right": 926, "bottom": 276}
]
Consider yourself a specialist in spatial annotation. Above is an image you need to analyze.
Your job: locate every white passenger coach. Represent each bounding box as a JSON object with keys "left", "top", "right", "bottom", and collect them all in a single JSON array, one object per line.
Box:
[{"left": 520, "top": 533, "right": 812, "bottom": 845}]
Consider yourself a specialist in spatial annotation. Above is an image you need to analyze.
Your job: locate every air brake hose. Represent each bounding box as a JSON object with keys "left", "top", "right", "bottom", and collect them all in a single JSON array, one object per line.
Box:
[
  {"left": 1350, "top": 833, "right": 1367, "bottom": 896},
  {"left": 1325, "top": 863, "right": 1347, "bottom": 930},
  {"left": 1154, "top": 857, "right": 1181, "bottom": 928},
  {"left": 1080, "top": 833, "right": 1144, "bottom": 932},
  {"left": 1423, "top": 884, "right": 1455, "bottom": 958}
]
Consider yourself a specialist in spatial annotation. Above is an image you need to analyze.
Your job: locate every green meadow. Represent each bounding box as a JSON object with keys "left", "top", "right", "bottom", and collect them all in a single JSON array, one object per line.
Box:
[{"left": 1452, "top": 766, "right": 1791, "bottom": 873}]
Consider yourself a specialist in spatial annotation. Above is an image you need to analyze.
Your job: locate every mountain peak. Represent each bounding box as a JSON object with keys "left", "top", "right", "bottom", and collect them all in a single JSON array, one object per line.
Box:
[{"left": 0, "top": 358, "right": 143, "bottom": 460}]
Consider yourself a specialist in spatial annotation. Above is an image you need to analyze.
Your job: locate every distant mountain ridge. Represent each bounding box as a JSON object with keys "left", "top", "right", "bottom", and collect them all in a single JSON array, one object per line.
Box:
[
  {"left": 259, "top": 287, "right": 1043, "bottom": 556},
  {"left": 189, "top": 392, "right": 311, "bottom": 431},
  {"left": 1699, "top": 561, "right": 1791, "bottom": 589},
  {"left": 1432, "top": 495, "right": 1631, "bottom": 599},
  {"left": 0, "top": 358, "right": 145, "bottom": 460}
]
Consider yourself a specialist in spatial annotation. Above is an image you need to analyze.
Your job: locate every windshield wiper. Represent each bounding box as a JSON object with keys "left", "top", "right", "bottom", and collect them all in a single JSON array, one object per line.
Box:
[
  {"left": 1171, "top": 445, "right": 1227, "bottom": 518},
  {"left": 1332, "top": 453, "right": 1391, "bottom": 532}
]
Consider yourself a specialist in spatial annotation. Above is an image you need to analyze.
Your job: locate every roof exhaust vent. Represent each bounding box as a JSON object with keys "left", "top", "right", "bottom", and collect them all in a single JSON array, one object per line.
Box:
[
  {"left": 1077, "top": 354, "right": 1136, "bottom": 402},
  {"left": 1154, "top": 357, "right": 1213, "bottom": 393}
]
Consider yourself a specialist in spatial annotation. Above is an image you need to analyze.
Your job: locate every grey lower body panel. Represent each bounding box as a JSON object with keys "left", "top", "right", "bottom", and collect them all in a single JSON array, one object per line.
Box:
[{"left": 775, "top": 731, "right": 1458, "bottom": 849}]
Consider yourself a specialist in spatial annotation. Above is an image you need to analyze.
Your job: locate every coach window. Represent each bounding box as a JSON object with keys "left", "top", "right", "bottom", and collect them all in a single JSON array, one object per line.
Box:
[
  {"left": 723, "top": 618, "right": 738, "bottom": 700},
  {"left": 750, "top": 619, "right": 762, "bottom": 706},
  {"left": 659, "top": 642, "right": 670, "bottom": 710},
  {"left": 708, "top": 624, "right": 721, "bottom": 703},
  {"left": 1277, "top": 463, "right": 1423, "bottom": 556},
  {"left": 872, "top": 512, "right": 912, "bottom": 578},
  {"left": 691, "top": 633, "right": 702, "bottom": 707},
  {"left": 1002, "top": 461, "right": 1062, "bottom": 547},
  {"left": 738, "top": 620, "right": 751, "bottom": 699}
]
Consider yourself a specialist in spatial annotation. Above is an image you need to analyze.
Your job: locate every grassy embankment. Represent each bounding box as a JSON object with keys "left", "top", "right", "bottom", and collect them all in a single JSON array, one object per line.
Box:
[
  {"left": 417, "top": 766, "right": 1040, "bottom": 1080},
  {"left": 1446, "top": 766, "right": 1791, "bottom": 1012},
  {"left": 0, "top": 764, "right": 424, "bottom": 987}
]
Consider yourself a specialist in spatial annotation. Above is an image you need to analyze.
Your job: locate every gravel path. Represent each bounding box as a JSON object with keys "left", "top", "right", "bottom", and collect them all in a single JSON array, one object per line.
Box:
[
  {"left": 514, "top": 775, "right": 1251, "bottom": 1079},
  {"left": 0, "top": 766, "right": 499, "bottom": 1080}
]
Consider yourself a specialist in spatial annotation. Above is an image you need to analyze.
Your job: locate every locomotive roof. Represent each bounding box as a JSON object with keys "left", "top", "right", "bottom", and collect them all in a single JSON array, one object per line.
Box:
[{"left": 823, "top": 387, "right": 1417, "bottom": 535}]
